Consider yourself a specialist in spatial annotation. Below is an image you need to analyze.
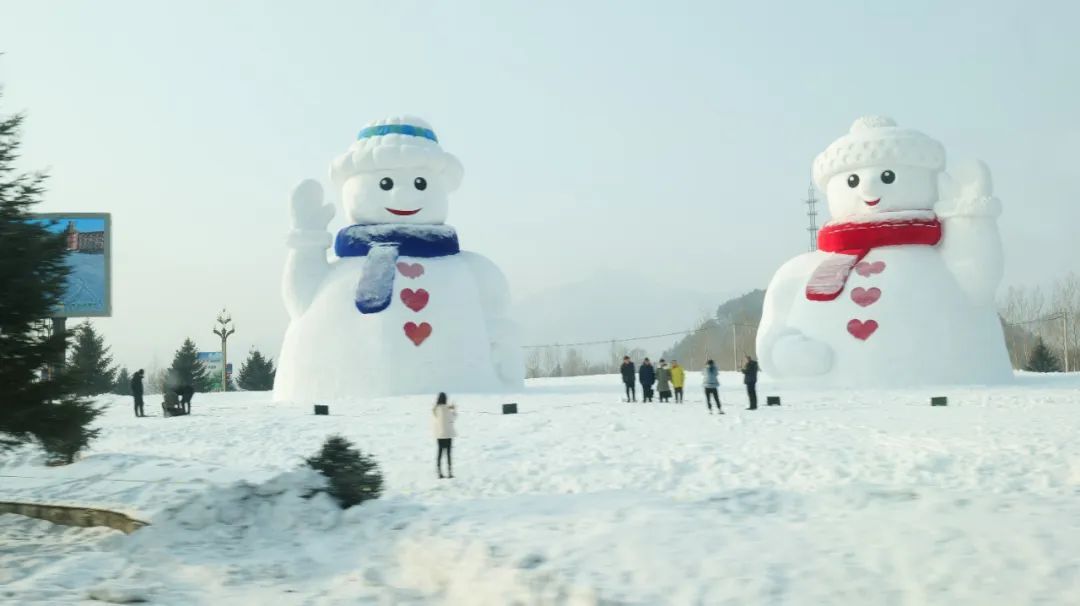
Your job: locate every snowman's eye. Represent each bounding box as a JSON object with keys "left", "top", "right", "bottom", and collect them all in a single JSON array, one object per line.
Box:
[
  {"left": 881, "top": 170, "right": 896, "bottom": 184},
  {"left": 414, "top": 177, "right": 427, "bottom": 191},
  {"left": 379, "top": 177, "right": 394, "bottom": 191},
  {"left": 847, "top": 174, "right": 860, "bottom": 188}
]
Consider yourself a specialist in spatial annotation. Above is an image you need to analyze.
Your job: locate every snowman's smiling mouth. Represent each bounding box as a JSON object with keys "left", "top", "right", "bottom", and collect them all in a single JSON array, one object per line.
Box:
[
  {"left": 386, "top": 208, "right": 421, "bottom": 216},
  {"left": 864, "top": 198, "right": 881, "bottom": 207}
]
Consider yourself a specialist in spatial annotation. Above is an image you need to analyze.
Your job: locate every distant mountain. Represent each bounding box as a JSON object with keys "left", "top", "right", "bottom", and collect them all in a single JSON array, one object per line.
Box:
[
  {"left": 663, "top": 289, "right": 765, "bottom": 371},
  {"left": 514, "top": 271, "right": 727, "bottom": 361}
]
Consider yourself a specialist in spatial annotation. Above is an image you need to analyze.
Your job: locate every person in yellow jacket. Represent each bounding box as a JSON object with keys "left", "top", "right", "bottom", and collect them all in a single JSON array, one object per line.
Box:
[{"left": 670, "top": 360, "right": 686, "bottom": 403}]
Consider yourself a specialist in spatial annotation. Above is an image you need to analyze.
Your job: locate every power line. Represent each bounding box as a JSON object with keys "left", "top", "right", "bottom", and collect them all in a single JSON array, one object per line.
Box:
[
  {"left": 1005, "top": 312, "right": 1066, "bottom": 326},
  {"left": 522, "top": 322, "right": 759, "bottom": 350}
]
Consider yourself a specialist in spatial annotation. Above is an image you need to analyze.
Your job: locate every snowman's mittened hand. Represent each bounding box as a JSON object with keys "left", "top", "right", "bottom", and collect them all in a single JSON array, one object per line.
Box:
[
  {"left": 934, "top": 193, "right": 1002, "bottom": 220},
  {"left": 771, "top": 334, "right": 833, "bottom": 377},
  {"left": 950, "top": 159, "right": 993, "bottom": 198},
  {"left": 290, "top": 179, "right": 334, "bottom": 230}
]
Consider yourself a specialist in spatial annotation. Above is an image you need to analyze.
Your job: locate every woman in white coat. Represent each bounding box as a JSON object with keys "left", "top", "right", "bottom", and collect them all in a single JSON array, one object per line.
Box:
[{"left": 433, "top": 392, "right": 457, "bottom": 479}]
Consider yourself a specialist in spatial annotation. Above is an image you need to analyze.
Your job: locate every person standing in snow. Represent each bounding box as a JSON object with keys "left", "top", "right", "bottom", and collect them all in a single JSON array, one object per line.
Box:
[
  {"left": 639, "top": 358, "right": 656, "bottom": 402},
  {"left": 656, "top": 359, "right": 673, "bottom": 403},
  {"left": 703, "top": 359, "right": 723, "bottom": 414},
  {"left": 433, "top": 392, "right": 457, "bottom": 479},
  {"left": 131, "top": 369, "right": 145, "bottom": 417},
  {"left": 740, "top": 355, "right": 759, "bottom": 410},
  {"left": 670, "top": 360, "right": 685, "bottom": 403},
  {"left": 620, "top": 356, "right": 637, "bottom": 402},
  {"left": 177, "top": 384, "right": 194, "bottom": 415}
]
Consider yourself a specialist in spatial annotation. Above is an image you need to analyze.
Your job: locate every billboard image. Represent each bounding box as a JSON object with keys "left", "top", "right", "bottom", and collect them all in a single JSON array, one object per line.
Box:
[
  {"left": 31, "top": 213, "right": 112, "bottom": 318},
  {"left": 197, "top": 352, "right": 233, "bottom": 390}
]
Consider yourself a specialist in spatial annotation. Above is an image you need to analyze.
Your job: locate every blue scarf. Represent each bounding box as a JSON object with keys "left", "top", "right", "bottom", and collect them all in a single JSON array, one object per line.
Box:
[{"left": 334, "top": 224, "right": 460, "bottom": 314}]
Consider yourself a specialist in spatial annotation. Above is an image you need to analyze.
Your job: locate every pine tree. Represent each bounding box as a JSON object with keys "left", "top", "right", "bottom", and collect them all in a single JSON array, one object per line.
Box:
[
  {"left": 1025, "top": 337, "right": 1062, "bottom": 373},
  {"left": 66, "top": 321, "right": 117, "bottom": 396},
  {"left": 237, "top": 348, "right": 276, "bottom": 391},
  {"left": 167, "top": 338, "right": 213, "bottom": 392},
  {"left": 113, "top": 368, "right": 132, "bottom": 396},
  {"left": 0, "top": 94, "right": 101, "bottom": 463},
  {"left": 305, "top": 435, "right": 383, "bottom": 508}
]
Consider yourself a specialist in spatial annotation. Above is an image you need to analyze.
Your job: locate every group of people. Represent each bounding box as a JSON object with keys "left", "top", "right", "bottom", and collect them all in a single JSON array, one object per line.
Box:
[
  {"left": 431, "top": 354, "right": 763, "bottom": 477},
  {"left": 129, "top": 369, "right": 195, "bottom": 418},
  {"left": 620, "top": 357, "right": 687, "bottom": 403},
  {"left": 619, "top": 355, "right": 760, "bottom": 414}
]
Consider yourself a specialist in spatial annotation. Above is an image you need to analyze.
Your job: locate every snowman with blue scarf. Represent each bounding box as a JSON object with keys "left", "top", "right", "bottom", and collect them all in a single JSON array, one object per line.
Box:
[{"left": 274, "top": 116, "right": 524, "bottom": 401}]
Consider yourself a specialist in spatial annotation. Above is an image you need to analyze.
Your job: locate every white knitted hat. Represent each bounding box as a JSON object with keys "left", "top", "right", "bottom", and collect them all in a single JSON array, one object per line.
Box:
[
  {"left": 330, "top": 115, "right": 464, "bottom": 191},
  {"left": 812, "top": 116, "right": 945, "bottom": 191}
]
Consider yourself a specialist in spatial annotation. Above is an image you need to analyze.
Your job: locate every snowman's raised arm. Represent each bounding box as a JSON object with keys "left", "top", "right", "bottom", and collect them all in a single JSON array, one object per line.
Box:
[
  {"left": 935, "top": 160, "right": 1004, "bottom": 306},
  {"left": 282, "top": 179, "right": 335, "bottom": 319},
  {"left": 460, "top": 251, "right": 525, "bottom": 385}
]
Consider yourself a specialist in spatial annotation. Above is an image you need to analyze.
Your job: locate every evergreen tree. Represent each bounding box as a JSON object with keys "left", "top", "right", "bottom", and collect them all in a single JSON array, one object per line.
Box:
[
  {"left": 1025, "top": 337, "right": 1062, "bottom": 373},
  {"left": 305, "top": 435, "right": 383, "bottom": 508},
  {"left": 167, "top": 338, "right": 213, "bottom": 392},
  {"left": 237, "top": 348, "right": 276, "bottom": 391},
  {"left": 0, "top": 94, "right": 101, "bottom": 463},
  {"left": 113, "top": 368, "right": 132, "bottom": 396},
  {"left": 66, "top": 321, "right": 117, "bottom": 396}
]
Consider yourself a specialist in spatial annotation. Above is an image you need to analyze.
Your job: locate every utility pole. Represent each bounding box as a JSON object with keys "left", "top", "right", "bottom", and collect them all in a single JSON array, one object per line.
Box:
[
  {"left": 805, "top": 185, "right": 819, "bottom": 252},
  {"left": 731, "top": 324, "right": 738, "bottom": 370},
  {"left": 1063, "top": 311, "right": 1070, "bottom": 373},
  {"left": 213, "top": 309, "right": 235, "bottom": 392}
]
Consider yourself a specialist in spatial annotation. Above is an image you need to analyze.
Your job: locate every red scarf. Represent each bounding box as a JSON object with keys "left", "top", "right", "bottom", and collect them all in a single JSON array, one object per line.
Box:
[{"left": 806, "top": 211, "right": 942, "bottom": 301}]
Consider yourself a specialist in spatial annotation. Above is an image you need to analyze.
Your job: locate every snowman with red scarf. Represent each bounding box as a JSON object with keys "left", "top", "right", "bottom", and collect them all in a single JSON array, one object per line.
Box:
[
  {"left": 273, "top": 116, "right": 524, "bottom": 401},
  {"left": 757, "top": 116, "right": 1012, "bottom": 386}
]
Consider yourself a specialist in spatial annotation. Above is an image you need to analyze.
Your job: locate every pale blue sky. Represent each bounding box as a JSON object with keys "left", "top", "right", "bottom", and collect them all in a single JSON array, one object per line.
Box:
[{"left": 2, "top": 0, "right": 1078, "bottom": 370}]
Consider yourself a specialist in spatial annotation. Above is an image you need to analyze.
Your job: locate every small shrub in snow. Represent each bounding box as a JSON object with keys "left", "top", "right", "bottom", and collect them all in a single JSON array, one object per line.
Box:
[{"left": 304, "top": 435, "right": 383, "bottom": 508}]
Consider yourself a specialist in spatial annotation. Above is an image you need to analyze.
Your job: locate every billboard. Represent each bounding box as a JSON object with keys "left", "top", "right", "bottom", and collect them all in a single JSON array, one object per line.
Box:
[
  {"left": 30, "top": 213, "right": 112, "bottom": 318},
  {"left": 197, "top": 352, "right": 233, "bottom": 390}
]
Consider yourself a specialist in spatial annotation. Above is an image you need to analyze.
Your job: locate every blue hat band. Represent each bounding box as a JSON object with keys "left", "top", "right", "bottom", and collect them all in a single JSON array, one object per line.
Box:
[{"left": 357, "top": 124, "right": 438, "bottom": 143}]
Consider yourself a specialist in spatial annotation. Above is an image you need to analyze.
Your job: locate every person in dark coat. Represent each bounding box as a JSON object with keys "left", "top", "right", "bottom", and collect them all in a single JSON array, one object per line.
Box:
[
  {"left": 740, "top": 355, "right": 759, "bottom": 410},
  {"left": 131, "top": 369, "right": 145, "bottom": 417},
  {"left": 177, "top": 384, "right": 194, "bottom": 415},
  {"left": 639, "top": 358, "right": 656, "bottom": 402},
  {"left": 620, "top": 356, "right": 637, "bottom": 402}
]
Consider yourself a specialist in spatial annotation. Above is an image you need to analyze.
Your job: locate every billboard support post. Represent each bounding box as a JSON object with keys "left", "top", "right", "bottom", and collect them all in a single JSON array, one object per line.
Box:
[
  {"left": 50, "top": 317, "right": 67, "bottom": 379},
  {"left": 213, "top": 310, "right": 235, "bottom": 392}
]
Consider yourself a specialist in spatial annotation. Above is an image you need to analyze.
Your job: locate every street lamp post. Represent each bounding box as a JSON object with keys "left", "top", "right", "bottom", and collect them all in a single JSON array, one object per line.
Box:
[{"left": 213, "top": 309, "right": 235, "bottom": 391}]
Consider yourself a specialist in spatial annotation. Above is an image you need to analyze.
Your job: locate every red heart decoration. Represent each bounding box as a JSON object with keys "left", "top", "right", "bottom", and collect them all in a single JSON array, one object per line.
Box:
[
  {"left": 404, "top": 322, "right": 432, "bottom": 346},
  {"left": 400, "top": 288, "right": 429, "bottom": 312},
  {"left": 397, "top": 262, "right": 425, "bottom": 279},
  {"left": 855, "top": 261, "right": 886, "bottom": 277},
  {"left": 847, "top": 319, "right": 878, "bottom": 341},
  {"left": 851, "top": 287, "right": 881, "bottom": 307}
]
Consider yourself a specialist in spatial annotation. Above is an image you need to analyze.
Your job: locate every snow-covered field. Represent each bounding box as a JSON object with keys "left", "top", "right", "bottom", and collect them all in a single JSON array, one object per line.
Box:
[{"left": 3, "top": 373, "right": 1080, "bottom": 605}]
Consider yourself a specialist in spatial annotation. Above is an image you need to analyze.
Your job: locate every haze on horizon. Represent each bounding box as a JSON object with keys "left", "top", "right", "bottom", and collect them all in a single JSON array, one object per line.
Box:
[{"left": 1, "top": 0, "right": 1077, "bottom": 371}]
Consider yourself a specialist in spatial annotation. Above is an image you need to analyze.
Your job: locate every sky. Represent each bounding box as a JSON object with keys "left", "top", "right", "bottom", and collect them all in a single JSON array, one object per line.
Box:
[{"left": 2, "top": 0, "right": 1078, "bottom": 371}]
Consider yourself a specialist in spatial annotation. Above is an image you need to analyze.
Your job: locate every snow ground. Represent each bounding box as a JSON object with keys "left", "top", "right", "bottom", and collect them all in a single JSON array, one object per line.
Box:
[{"left": 2, "top": 372, "right": 1080, "bottom": 605}]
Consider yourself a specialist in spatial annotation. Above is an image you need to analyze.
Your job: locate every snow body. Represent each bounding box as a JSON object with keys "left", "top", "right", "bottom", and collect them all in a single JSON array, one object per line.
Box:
[
  {"left": 274, "top": 116, "right": 523, "bottom": 402},
  {"left": 757, "top": 116, "right": 1011, "bottom": 387}
]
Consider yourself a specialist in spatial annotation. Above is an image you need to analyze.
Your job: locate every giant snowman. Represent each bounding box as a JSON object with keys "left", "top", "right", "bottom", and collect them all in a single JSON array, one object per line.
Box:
[
  {"left": 274, "top": 116, "right": 524, "bottom": 401},
  {"left": 757, "top": 116, "right": 1012, "bottom": 386}
]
